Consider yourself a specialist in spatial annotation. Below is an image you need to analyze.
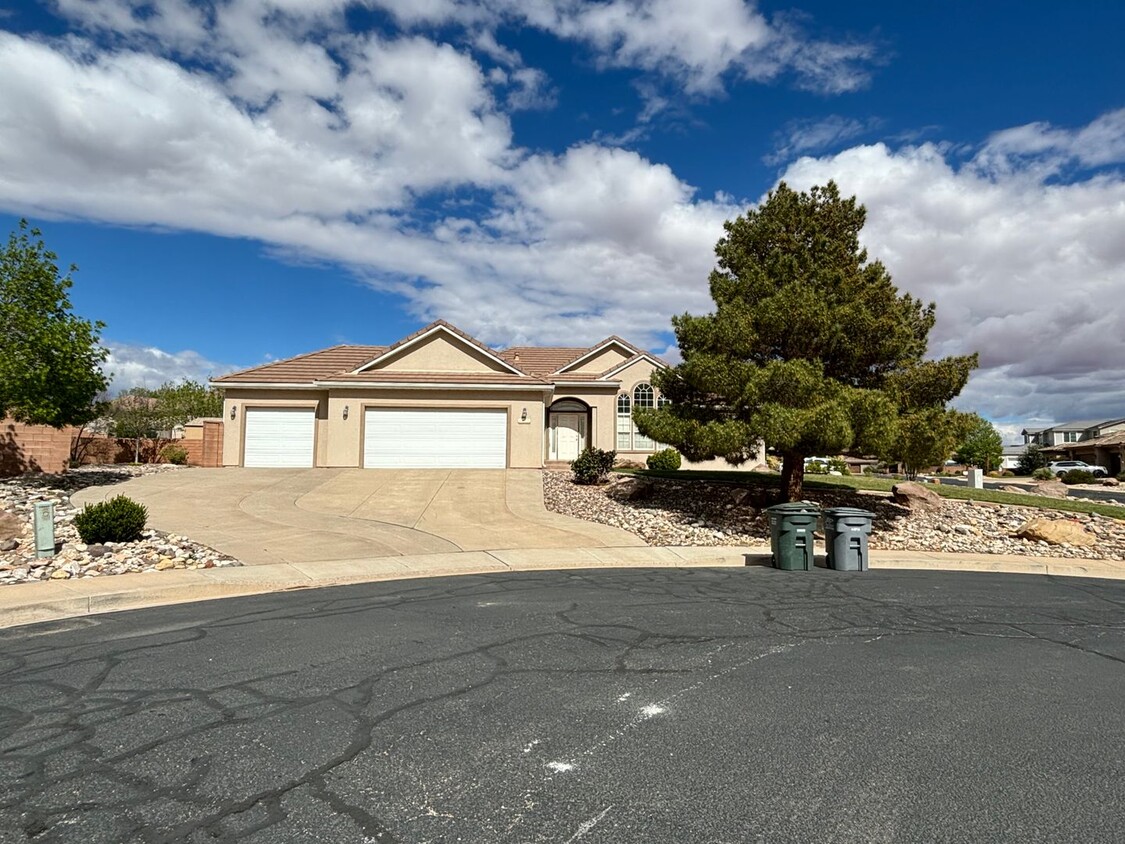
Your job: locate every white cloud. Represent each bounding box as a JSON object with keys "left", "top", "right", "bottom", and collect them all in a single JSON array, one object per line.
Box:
[
  {"left": 779, "top": 128, "right": 1125, "bottom": 422},
  {"left": 1, "top": 7, "right": 1122, "bottom": 427},
  {"left": 104, "top": 342, "right": 237, "bottom": 393}
]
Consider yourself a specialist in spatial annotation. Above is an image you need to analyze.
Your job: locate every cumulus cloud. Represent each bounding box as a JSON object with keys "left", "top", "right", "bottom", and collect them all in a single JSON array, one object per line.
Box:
[
  {"left": 779, "top": 129, "right": 1125, "bottom": 422},
  {"left": 104, "top": 343, "right": 238, "bottom": 393},
  {"left": 1, "top": 4, "right": 1122, "bottom": 426}
]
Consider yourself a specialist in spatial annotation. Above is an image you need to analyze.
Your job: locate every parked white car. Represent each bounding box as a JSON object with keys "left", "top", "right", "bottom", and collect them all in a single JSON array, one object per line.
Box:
[{"left": 1048, "top": 460, "right": 1108, "bottom": 478}]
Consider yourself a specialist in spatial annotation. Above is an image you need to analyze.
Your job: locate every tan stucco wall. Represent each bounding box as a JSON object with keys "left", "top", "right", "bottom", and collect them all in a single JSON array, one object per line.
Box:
[
  {"left": 221, "top": 390, "right": 328, "bottom": 467},
  {"left": 560, "top": 345, "right": 630, "bottom": 374},
  {"left": 322, "top": 388, "right": 548, "bottom": 468},
  {"left": 370, "top": 333, "right": 509, "bottom": 374}
]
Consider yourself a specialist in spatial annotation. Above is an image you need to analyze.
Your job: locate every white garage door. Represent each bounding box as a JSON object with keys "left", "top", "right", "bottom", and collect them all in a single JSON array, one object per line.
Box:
[
  {"left": 364, "top": 408, "right": 507, "bottom": 468},
  {"left": 243, "top": 408, "right": 315, "bottom": 468}
]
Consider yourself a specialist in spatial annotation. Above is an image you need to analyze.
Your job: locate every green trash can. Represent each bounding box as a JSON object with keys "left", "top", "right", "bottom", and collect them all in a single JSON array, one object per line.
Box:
[
  {"left": 765, "top": 502, "right": 820, "bottom": 571},
  {"left": 823, "top": 507, "right": 876, "bottom": 571}
]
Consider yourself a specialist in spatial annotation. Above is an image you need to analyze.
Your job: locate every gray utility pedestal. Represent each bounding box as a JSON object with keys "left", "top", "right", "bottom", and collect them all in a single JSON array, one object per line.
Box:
[
  {"left": 966, "top": 468, "right": 984, "bottom": 489},
  {"left": 823, "top": 507, "right": 876, "bottom": 571},
  {"left": 765, "top": 502, "right": 820, "bottom": 571}
]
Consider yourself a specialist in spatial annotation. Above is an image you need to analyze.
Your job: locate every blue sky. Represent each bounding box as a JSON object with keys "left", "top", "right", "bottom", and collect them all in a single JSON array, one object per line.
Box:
[{"left": 1, "top": 1, "right": 1123, "bottom": 439}]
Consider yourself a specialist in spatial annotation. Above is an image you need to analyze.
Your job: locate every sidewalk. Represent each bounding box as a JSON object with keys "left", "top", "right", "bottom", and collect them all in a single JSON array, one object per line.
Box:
[{"left": 2, "top": 546, "right": 1123, "bottom": 629}]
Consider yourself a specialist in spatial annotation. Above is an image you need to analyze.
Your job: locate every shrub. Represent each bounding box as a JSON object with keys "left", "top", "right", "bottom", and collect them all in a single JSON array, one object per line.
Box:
[
  {"left": 805, "top": 460, "right": 829, "bottom": 475},
  {"left": 74, "top": 495, "right": 148, "bottom": 544},
  {"left": 1060, "top": 469, "right": 1096, "bottom": 485},
  {"left": 160, "top": 443, "right": 189, "bottom": 465},
  {"left": 1016, "top": 444, "right": 1049, "bottom": 476},
  {"left": 1031, "top": 467, "right": 1055, "bottom": 481},
  {"left": 826, "top": 456, "right": 851, "bottom": 475},
  {"left": 571, "top": 447, "right": 616, "bottom": 485},
  {"left": 646, "top": 448, "right": 681, "bottom": 471},
  {"left": 1118, "top": 472, "right": 1125, "bottom": 482},
  {"left": 765, "top": 455, "right": 781, "bottom": 471}
]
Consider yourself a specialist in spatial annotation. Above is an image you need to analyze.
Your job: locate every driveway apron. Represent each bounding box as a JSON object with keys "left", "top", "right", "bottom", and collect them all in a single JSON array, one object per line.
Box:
[{"left": 71, "top": 468, "right": 642, "bottom": 565}]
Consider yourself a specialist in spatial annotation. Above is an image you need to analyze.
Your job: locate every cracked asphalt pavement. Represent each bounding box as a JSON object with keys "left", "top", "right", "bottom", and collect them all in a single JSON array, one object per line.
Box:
[{"left": 2, "top": 568, "right": 1123, "bottom": 843}]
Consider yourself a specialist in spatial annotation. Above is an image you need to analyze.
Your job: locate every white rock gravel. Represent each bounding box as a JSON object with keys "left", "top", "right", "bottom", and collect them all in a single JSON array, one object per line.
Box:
[
  {"left": 0, "top": 465, "right": 241, "bottom": 586},
  {"left": 543, "top": 471, "right": 1125, "bottom": 561}
]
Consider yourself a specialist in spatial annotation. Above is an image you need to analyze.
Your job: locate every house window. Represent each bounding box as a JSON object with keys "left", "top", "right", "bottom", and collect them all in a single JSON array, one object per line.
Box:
[
  {"left": 1063, "top": 431, "right": 1080, "bottom": 443},
  {"left": 632, "top": 383, "right": 655, "bottom": 450},
  {"left": 616, "top": 393, "right": 632, "bottom": 450}
]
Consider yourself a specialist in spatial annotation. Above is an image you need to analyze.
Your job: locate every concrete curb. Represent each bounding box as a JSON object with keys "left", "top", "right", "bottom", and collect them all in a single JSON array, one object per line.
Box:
[{"left": 2, "top": 545, "right": 1122, "bottom": 630}]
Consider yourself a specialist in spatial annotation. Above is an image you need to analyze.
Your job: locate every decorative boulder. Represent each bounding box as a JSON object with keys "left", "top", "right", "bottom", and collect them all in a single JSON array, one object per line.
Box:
[
  {"left": 1015, "top": 518, "right": 1097, "bottom": 547},
  {"left": 613, "top": 477, "right": 655, "bottom": 501},
  {"left": 1102, "top": 477, "right": 1121, "bottom": 487},
  {"left": 891, "top": 481, "right": 943, "bottom": 512},
  {"left": 1027, "top": 480, "right": 1068, "bottom": 499},
  {"left": 0, "top": 509, "right": 23, "bottom": 542},
  {"left": 728, "top": 487, "right": 752, "bottom": 506}
]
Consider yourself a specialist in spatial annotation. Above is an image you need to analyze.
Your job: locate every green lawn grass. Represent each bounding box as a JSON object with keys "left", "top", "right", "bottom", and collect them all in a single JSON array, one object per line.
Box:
[{"left": 619, "top": 468, "right": 1125, "bottom": 521}]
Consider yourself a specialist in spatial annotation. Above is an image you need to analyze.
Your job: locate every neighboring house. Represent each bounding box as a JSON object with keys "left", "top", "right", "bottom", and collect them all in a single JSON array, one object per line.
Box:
[
  {"left": 211, "top": 320, "right": 760, "bottom": 470},
  {"left": 999, "top": 445, "right": 1025, "bottom": 471},
  {"left": 1027, "top": 416, "right": 1125, "bottom": 476},
  {"left": 1022, "top": 418, "right": 1125, "bottom": 447}
]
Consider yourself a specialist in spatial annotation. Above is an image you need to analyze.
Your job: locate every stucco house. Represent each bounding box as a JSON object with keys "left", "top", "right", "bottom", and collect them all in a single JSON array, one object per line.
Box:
[{"left": 211, "top": 320, "right": 709, "bottom": 470}]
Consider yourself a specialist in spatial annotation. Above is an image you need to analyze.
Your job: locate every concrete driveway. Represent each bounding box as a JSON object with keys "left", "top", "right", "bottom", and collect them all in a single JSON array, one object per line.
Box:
[{"left": 72, "top": 468, "right": 643, "bottom": 565}]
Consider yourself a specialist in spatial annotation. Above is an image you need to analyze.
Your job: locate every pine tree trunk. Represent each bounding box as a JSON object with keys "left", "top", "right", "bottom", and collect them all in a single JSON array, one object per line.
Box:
[{"left": 781, "top": 453, "right": 805, "bottom": 501}]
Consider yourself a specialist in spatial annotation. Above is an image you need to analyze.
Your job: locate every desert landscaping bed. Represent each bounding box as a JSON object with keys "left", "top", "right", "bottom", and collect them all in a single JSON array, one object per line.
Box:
[
  {"left": 543, "top": 471, "right": 1125, "bottom": 561},
  {"left": 0, "top": 465, "right": 241, "bottom": 586}
]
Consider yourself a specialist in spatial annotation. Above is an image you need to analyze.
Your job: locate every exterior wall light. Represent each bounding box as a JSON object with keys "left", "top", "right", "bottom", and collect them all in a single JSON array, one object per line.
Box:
[
  {"left": 229, "top": 406, "right": 237, "bottom": 420},
  {"left": 343, "top": 405, "right": 350, "bottom": 420}
]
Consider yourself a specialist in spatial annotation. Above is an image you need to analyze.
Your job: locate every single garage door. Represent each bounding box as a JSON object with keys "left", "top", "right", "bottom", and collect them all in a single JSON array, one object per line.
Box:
[
  {"left": 243, "top": 408, "right": 315, "bottom": 467},
  {"left": 364, "top": 408, "right": 507, "bottom": 468}
]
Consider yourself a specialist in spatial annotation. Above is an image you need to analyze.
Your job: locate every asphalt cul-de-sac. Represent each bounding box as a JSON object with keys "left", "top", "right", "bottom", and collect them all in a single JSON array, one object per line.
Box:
[{"left": 1, "top": 567, "right": 1123, "bottom": 843}]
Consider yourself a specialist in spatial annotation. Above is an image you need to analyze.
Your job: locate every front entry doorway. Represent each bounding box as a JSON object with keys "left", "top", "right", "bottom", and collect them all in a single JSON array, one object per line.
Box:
[{"left": 548, "top": 401, "right": 589, "bottom": 461}]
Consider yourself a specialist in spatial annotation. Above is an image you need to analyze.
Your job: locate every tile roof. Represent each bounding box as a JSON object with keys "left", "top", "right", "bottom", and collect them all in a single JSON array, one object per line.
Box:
[
  {"left": 213, "top": 321, "right": 668, "bottom": 388},
  {"left": 213, "top": 345, "right": 385, "bottom": 384},
  {"left": 499, "top": 347, "right": 589, "bottom": 376},
  {"left": 317, "top": 371, "right": 548, "bottom": 385}
]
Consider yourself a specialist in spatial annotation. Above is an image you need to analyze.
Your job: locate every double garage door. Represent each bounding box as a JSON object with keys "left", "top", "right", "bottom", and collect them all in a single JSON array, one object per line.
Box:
[
  {"left": 363, "top": 408, "right": 507, "bottom": 468},
  {"left": 242, "top": 407, "right": 507, "bottom": 468}
]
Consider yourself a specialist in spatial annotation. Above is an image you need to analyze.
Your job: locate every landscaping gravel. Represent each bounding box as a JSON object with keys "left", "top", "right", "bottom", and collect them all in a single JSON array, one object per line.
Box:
[
  {"left": 543, "top": 471, "right": 1125, "bottom": 561},
  {"left": 0, "top": 465, "right": 242, "bottom": 585}
]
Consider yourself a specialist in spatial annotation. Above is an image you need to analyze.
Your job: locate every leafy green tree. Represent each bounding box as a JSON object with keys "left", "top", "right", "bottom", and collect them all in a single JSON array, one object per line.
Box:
[
  {"left": 0, "top": 220, "right": 109, "bottom": 426},
  {"left": 634, "top": 181, "right": 978, "bottom": 500},
  {"left": 889, "top": 407, "right": 976, "bottom": 478},
  {"left": 150, "top": 380, "right": 224, "bottom": 430},
  {"left": 109, "top": 388, "right": 160, "bottom": 463},
  {"left": 954, "top": 414, "right": 1004, "bottom": 472},
  {"left": 1016, "top": 444, "right": 1048, "bottom": 475}
]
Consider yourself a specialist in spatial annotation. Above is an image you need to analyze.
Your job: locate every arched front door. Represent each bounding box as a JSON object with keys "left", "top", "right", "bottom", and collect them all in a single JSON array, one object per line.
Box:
[{"left": 548, "top": 399, "right": 589, "bottom": 461}]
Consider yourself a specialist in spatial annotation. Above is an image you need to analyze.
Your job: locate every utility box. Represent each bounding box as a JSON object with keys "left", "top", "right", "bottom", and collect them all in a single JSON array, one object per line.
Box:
[
  {"left": 823, "top": 507, "right": 876, "bottom": 572},
  {"left": 765, "top": 502, "right": 820, "bottom": 571},
  {"left": 33, "top": 501, "right": 56, "bottom": 559},
  {"left": 966, "top": 468, "right": 984, "bottom": 489}
]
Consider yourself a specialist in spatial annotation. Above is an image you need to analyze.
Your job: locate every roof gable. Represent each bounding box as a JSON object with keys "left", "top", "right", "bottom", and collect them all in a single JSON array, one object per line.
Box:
[
  {"left": 555, "top": 337, "right": 641, "bottom": 374},
  {"left": 355, "top": 321, "right": 526, "bottom": 377}
]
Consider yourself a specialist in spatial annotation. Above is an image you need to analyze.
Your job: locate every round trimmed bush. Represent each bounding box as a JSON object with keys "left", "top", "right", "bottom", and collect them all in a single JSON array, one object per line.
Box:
[
  {"left": 74, "top": 495, "right": 148, "bottom": 544},
  {"left": 1060, "top": 469, "right": 1096, "bottom": 485},
  {"left": 571, "top": 447, "right": 617, "bottom": 485},
  {"left": 160, "top": 443, "right": 188, "bottom": 465},
  {"left": 1031, "top": 467, "right": 1054, "bottom": 481},
  {"left": 646, "top": 448, "right": 681, "bottom": 471}
]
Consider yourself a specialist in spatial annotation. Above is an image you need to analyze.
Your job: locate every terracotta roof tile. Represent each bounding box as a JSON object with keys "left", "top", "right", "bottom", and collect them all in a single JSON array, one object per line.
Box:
[
  {"left": 319, "top": 371, "right": 548, "bottom": 385},
  {"left": 500, "top": 347, "right": 588, "bottom": 376},
  {"left": 213, "top": 345, "right": 385, "bottom": 384}
]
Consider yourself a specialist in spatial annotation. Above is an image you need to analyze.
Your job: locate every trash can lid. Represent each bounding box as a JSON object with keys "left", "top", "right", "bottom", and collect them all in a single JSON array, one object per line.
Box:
[
  {"left": 823, "top": 507, "right": 875, "bottom": 517},
  {"left": 765, "top": 501, "right": 821, "bottom": 514}
]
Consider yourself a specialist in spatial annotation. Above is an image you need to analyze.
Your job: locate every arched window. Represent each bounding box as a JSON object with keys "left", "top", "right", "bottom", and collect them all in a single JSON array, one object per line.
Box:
[
  {"left": 632, "top": 383, "right": 655, "bottom": 450},
  {"left": 616, "top": 393, "right": 632, "bottom": 450}
]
